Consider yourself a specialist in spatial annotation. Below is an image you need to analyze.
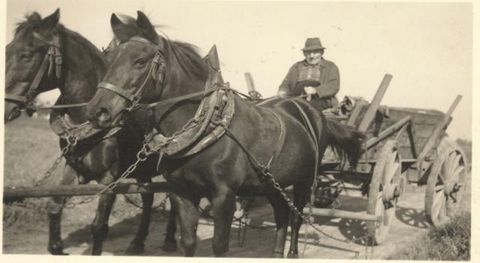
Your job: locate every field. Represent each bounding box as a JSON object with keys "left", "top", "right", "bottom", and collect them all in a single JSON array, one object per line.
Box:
[
  {"left": 3, "top": 116, "right": 155, "bottom": 253},
  {"left": 2, "top": 115, "right": 472, "bottom": 258}
]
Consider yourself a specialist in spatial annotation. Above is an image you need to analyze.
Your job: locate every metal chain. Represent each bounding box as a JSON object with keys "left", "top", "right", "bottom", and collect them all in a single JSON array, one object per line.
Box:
[
  {"left": 34, "top": 135, "right": 78, "bottom": 187},
  {"left": 64, "top": 196, "right": 96, "bottom": 209},
  {"left": 260, "top": 166, "right": 374, "bottom": 258},
  {"left": 96, "top": 142, "right": 157, "bottom": 195},
  {"left": 122, "top": 192, "right": 170, "bottom": 210}
]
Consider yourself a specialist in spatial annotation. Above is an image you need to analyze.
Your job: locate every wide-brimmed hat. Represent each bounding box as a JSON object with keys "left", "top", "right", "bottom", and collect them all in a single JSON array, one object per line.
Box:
[{"left": 302, "top": 37, "right": 326, "bottom": 51}]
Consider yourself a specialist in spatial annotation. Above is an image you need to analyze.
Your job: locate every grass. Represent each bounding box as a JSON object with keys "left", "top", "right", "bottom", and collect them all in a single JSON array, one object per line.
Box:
[
  {"left": 388, "top": 212, "right": 471, "bottom": 260},
  {"left": 3, "top": 115, "right": 61, "bottom": 187},
  {"left": 3, "top": 116, "right": 61, "bottom": 228},
  {"left": 2, "top": 116, "right": 160, "bottom": 232}
]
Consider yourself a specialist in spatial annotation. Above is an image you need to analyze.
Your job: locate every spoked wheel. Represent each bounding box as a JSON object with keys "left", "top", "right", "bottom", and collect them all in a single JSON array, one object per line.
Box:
[
  {"left": 367, "top": 140, "right": 402, "bottom": 245},
  {"left": 425, "top": 138, "right": 467, "bottom": 227}
]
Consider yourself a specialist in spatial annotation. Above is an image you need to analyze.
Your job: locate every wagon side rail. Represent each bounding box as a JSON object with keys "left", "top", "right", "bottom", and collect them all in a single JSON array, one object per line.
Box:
[{"left": 415, "top": 95, "right": 462, "bottom": 179}]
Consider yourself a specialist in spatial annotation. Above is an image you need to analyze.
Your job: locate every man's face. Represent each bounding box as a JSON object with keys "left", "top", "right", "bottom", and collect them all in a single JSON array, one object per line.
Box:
[{"left": 304, "top": 50, "right": 323, "bottom": 65}]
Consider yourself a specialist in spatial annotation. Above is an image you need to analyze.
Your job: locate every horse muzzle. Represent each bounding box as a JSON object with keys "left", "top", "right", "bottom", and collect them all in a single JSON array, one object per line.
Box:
[
  {"left": 88, "top": 107, "right": 113, "bottom": 129},
  {"left": 4, "top": 102, "right": 22, "bottom": 123}
]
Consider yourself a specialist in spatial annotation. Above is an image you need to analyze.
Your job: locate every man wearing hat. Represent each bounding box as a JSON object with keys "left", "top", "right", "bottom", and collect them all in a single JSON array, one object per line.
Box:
[{"left": 277, "top": 37, "right": 340, "bottom": 111}]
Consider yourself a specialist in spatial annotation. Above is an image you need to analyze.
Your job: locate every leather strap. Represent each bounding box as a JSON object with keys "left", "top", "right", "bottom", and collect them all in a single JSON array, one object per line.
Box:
[
  {"left": 97, "top": 49, "right": 164, "bottom": 108},
  {"left": 5, "top": 33, "right": 62, "bottom": 109},
  {"left": 97, "top": 82, "right": 135, "bottom": 102}
]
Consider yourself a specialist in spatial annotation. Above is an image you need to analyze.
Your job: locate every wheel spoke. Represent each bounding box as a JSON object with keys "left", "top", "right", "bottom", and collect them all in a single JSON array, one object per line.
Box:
[
  {"left": 447, "top": 153, "right": 461, "bottom": 177},
  {"left": 435, "top": 184, "right": 444, "bottom": 192},
  {"left": 437, "top": 171, "right": 446, "bottom": 185},
  {"left": 451, "top": 165, "right": 465, "bottom": 182},
  {"left": 385, "top": 162, "right": 400, "bottom": 185},
  {"left": 384, "top": 153, "right": 399, "bottom": 184},
  {"left": 432, "top": 191, "right": 446, "bottom": 218}
]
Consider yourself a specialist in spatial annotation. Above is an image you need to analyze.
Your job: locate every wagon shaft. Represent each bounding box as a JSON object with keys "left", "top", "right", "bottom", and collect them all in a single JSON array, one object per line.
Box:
[{"left": 3, "top": 182, "right": 170, "bottom": 200}]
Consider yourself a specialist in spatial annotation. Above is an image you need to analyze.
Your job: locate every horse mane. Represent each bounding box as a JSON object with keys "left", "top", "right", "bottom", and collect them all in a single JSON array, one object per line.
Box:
[
  {"left": 117, "top": 16, "right": 208, "bottom": 84},
  {"left": 60, "top": 27, "right": 105, "bottom": 64},
  {"left": 14, "top": 12, "right": 42, "bottom": 35},
  {"left": 163, "top": 39, "right": 208, "bottom": 84},
  {"left": 14, "top": 11, "right": 103, "bottom": 57}
]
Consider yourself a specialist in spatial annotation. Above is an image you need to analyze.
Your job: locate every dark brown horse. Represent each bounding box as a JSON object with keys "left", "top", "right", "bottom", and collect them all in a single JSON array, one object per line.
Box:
[
  {"left": 86, "top": 11, "right": 363, "bottom": 257},
  {"left": 5, "top": 9, "right": 176, "bottom": 255}
]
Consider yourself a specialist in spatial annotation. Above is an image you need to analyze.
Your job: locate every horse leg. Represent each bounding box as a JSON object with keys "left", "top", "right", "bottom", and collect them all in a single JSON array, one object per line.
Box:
[
  {"left": 47, "top": 164, "right": 77, "bottom": 255},
  {"left": 91, "top": 171, "right": 117, "bottom": 255},
  {"left": 211, "top": 190, "right": 236, "bottom": 257},
  {"left": 266, "top": 191, "right": 290, "bottom": 258},
  {"left": 287, "top": 184, "right": 310, "bottom": 258},
  {"left": 170, "top": 193, "right": 200, "bottom": 256},
  {"left": 125, "top": 178, "right": 154, "bottom": 255},
  {"left": 161, "top": 197, "right": 178, "bottom": 252}
]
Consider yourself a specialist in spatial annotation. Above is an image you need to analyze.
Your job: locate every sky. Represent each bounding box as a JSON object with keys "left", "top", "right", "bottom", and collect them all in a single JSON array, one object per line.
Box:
[{"left": 4, "top": 0, "right": 474, "bottom": 140}]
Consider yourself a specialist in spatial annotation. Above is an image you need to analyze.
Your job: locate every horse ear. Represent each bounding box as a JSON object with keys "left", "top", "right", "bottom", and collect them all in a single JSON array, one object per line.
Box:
[
  {"left": 40, "top": 8, "right": 60, "bottom": 31},
  {"left": 111, "top": 13, "right": 137, "bottom": 42},
  {"left": 136, "top": 11, "right": 159, "bottom": 44},
  {"left": 28, "top": 12, "right": 42, "bottom": 22}
]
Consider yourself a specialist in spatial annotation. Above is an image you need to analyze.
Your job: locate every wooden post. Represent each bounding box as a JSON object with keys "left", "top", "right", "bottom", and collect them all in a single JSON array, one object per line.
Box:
[
  {"left": 416, "top": 95, "right": 462, "bottom": 174},
  {"left": 365, "top": 116, "right": 411, "bottom": 150},
  {"left": 244, "top": 72, "right": 256, "bottom": 94},
  {"left": 357, "top": 74, "right": 393, "bottom": 132}
]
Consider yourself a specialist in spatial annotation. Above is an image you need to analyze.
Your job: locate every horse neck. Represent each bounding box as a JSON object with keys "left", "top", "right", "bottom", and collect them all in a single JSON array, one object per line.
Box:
[
  {"left": 54, "top": 29, "right": 106, "bottom": 123},
  {"left": 154, "top": 76, "right": 206, "bottom": 136}
]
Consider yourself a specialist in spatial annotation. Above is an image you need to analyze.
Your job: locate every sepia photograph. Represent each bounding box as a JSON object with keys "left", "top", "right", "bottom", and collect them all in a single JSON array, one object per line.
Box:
[{"left": 2, "top": 0, "right": 475, "bottom": 261}]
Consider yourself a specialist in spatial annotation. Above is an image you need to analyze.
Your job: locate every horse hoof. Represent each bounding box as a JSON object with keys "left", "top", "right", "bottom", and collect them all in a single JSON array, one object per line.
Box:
[
  {"left": 272, "top": 252, "right": 284, "bottom": 258},
  {"left": 161, "top": 241, "right": 177, "bottom": 252},
  {"left": 48, "top": 243, "right": 68, "bottom": 255},
  {"left": 125, "top": 243, "right": 145, "bottom": 255},
  {"left": 48, "top": 247, "right": 68, "bottom": 255},
  {"left": 287, "top": 251, "right": 299, "bottom": 258}
]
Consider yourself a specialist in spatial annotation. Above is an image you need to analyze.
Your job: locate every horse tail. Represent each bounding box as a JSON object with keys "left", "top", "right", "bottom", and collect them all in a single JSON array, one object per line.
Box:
[{"left": 323, "top": 117, "right": 365, "bottom": 166}]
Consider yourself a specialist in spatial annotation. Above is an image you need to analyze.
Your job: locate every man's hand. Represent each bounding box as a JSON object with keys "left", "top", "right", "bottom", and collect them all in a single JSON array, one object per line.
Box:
[{"left": 304, "top": 86, "right": 317, "bottom": 101}]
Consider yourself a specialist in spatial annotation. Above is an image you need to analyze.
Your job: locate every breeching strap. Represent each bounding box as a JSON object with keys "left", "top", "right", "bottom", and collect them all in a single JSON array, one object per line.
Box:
[{"left": 287, "top": 99, "right": 321, "bottom": 255}]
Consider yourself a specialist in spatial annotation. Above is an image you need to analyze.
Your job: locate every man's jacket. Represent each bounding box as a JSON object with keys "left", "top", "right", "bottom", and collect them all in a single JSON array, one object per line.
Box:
[{"left": 278, "top": 58, "right": 340, "bottom": 109}]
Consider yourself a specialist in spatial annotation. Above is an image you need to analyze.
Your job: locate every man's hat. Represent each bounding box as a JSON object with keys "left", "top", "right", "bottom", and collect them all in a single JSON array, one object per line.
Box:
[{"left": 302, "top": 37, "right": 326, "bottom": 51}]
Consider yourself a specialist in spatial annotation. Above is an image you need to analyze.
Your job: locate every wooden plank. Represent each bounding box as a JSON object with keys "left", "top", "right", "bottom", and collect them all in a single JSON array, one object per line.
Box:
[
  {"left": 303, "top": 207, "right": 379, "bottom": 221},
  {"left": 365, "top": 116, "right": 411, "bottom": 150},
  {"left": 4, "top": 182, "right": 170, "bottom": 199},
  {"left": 244, "top": 72, "right": 256, "bottom": 94},
  {"left": 346, "top": 103, "right": 365, "bottom": 126},
  {"left": 357, "top": 74, "right": 392, "bottom": 132},
  {"left": 417, "top": 95, "right": 462, "bottom": 163}
]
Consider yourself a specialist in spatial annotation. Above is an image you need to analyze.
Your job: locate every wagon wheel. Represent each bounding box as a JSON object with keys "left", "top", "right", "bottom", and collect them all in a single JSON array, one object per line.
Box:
[
  {"left": 366, "top": 140, "right": 402, "bottom": 245},
  {"left": 425, "top": 138, "right": 467, "bottom": 227}
]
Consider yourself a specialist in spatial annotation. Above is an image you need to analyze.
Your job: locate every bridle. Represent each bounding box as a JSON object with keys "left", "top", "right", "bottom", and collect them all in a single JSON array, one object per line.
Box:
[
  {"left": 97, "top": 36, "right": 166, "bottom": 112},
  {"left": 5, "top": 32, "right": 63, "bottom": 113}
]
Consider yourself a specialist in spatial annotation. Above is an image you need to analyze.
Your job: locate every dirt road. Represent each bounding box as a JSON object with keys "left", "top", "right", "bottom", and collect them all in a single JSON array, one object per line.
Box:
[{"left": 3, "top": 183, "right": 433, "bottom": 259}]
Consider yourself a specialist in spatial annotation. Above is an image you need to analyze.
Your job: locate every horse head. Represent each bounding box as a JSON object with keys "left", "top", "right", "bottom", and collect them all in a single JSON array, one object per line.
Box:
[
  {"left": 5, "top": 9, "right": 62, "bottom": 122},
  {"left": 87, "top": 11, "right": 207, "bottom": 129}
]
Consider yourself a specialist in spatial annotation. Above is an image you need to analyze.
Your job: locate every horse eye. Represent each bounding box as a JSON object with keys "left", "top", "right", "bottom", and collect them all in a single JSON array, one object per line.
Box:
[
  {"left": 134, "top": 57, "right": 149, "bottom": 68},
  {"left": 19, "top": 52, "right": 33, "bottom": 60}
]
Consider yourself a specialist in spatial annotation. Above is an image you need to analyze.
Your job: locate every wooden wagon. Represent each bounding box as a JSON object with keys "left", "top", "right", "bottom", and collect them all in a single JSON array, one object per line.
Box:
[{"left": 310, "top": 74, "right": 467, "bottom": 245}]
